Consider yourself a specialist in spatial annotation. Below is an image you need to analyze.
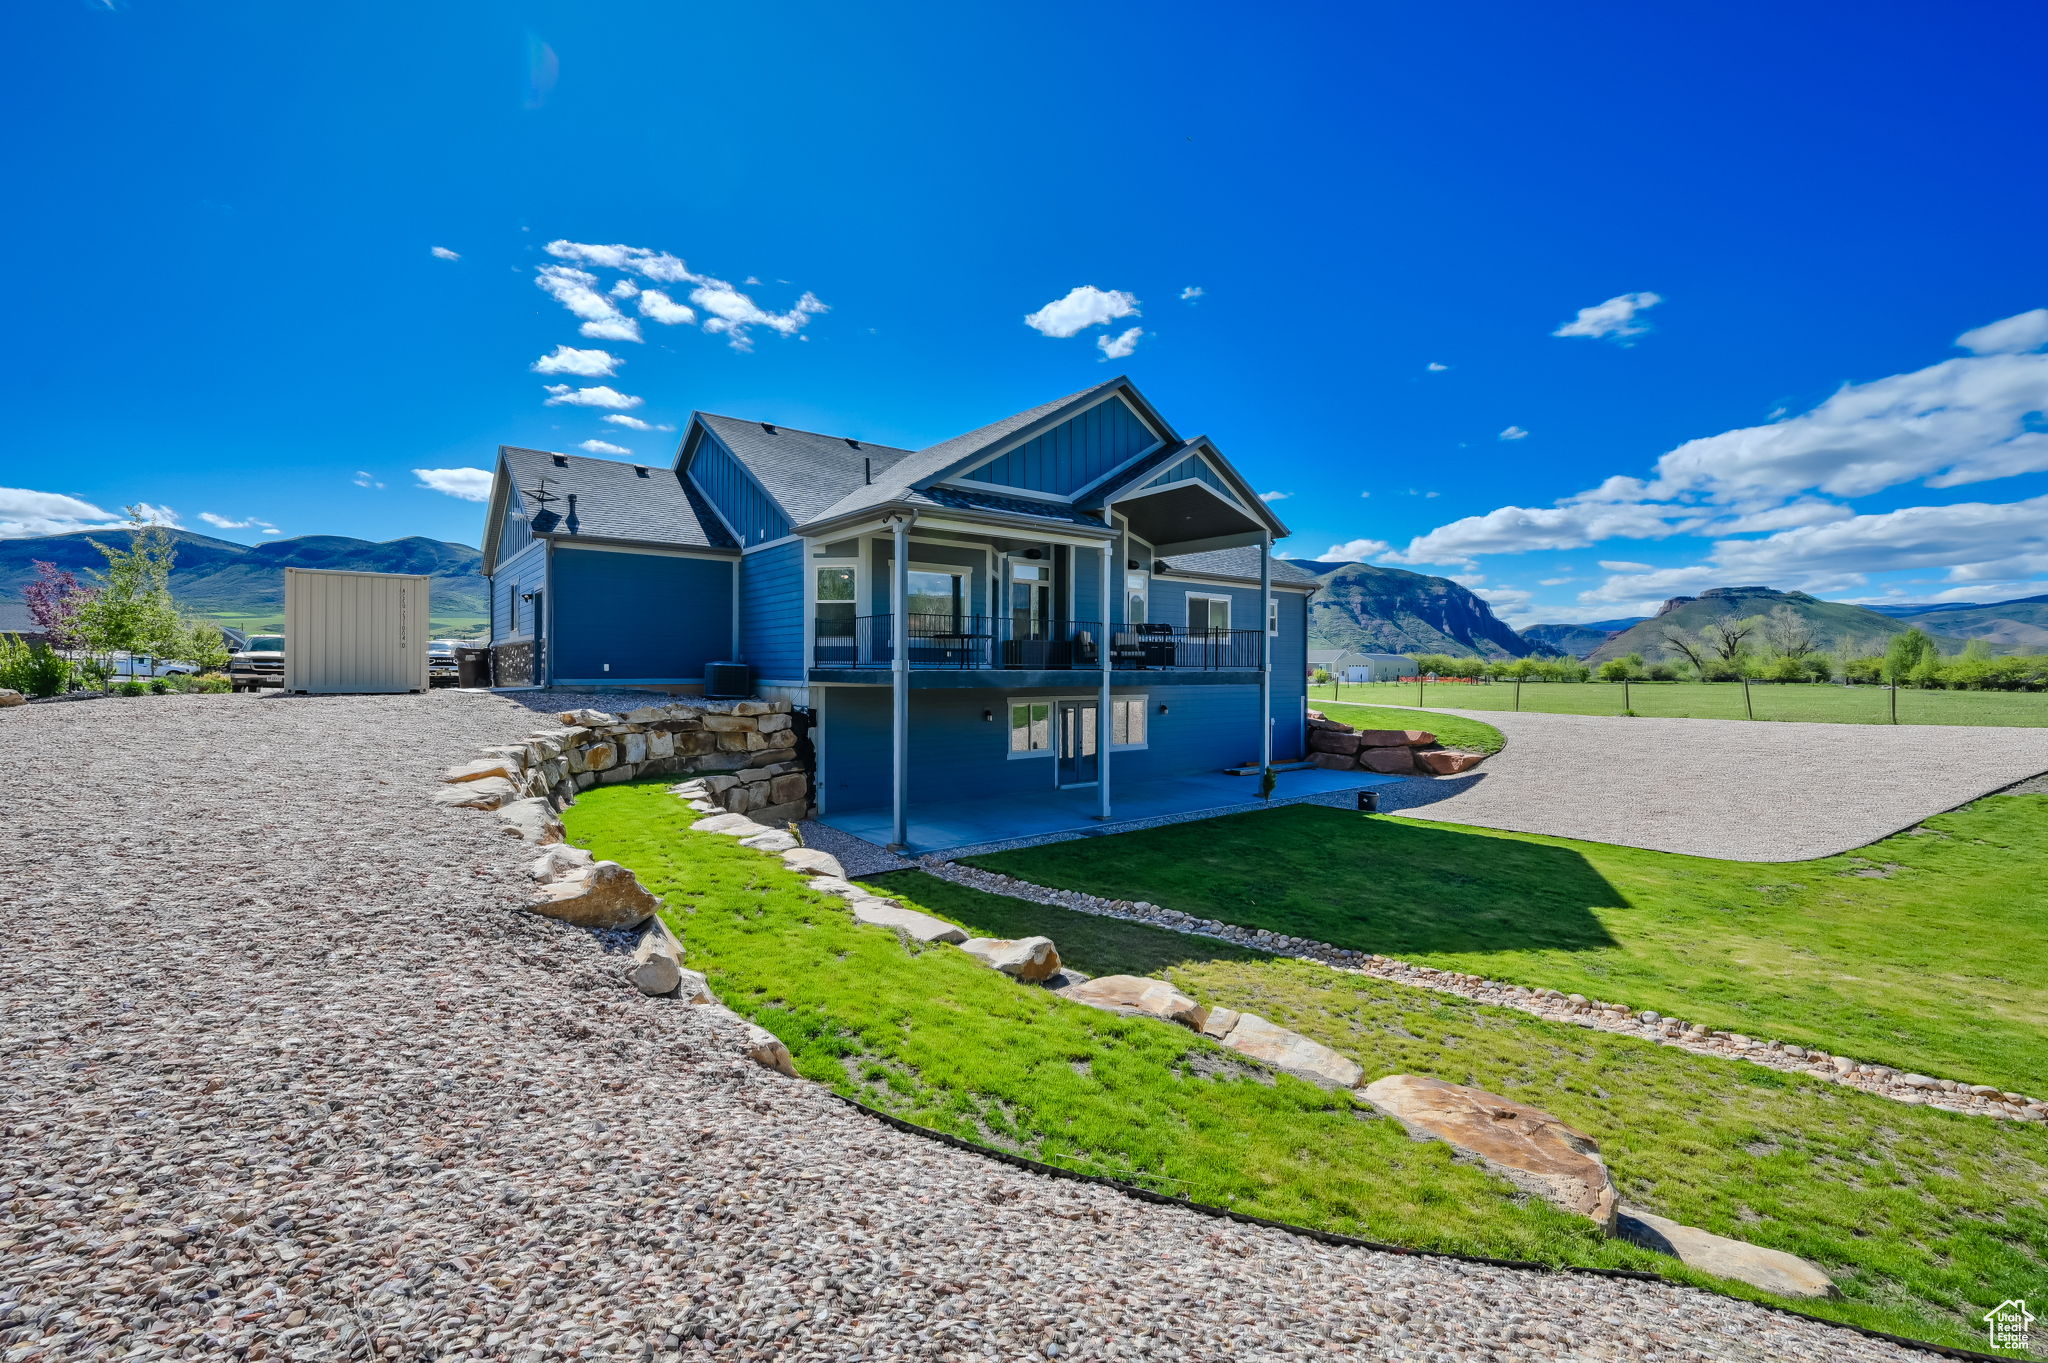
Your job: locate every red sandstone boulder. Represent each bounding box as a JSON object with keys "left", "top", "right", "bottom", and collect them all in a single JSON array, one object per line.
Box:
[
  {"left": 1415, "top": 750, "right": 1484, "bottom": 775},
  {"left": 1308, "top": 729, "right": 1364, "bottom": 756},
  {"left": 1355, "top": 729, "right": 1436, "bottom": 748},
  {"left": 1308, "top": 751, "right": 1359, "bottom": 772},
  {"left": 1359, "top": 747, "right": 1416, "bottom": 775}
]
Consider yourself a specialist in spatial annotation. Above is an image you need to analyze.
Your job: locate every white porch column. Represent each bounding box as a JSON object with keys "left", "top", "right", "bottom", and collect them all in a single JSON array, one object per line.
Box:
[
  {"left": 890, "top": 515, "right": 911, "bottom": 850},
  {"left": 1259, "top": 536, "right": 1273, "bottom": 773},
  {"left": 1097, "top": 539, "right": 1112, "bottom": 822}
]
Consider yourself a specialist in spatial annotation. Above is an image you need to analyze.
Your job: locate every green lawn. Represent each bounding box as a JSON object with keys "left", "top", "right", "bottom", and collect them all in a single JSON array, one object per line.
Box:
[
  {"left": 963, "top": 794, "right": 2048, "bottom": 1095},
  {"left": 1313, "top": 679, "right": 2048, "bottom": 727},
  {"left": 563, "top": 783, "right": 2048, "bottom": 1359},
  {"left": 1316, "top": 702, "right": 1505, "bottom": 755}
]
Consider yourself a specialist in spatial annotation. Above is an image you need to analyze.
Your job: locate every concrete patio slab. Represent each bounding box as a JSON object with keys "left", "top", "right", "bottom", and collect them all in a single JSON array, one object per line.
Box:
[{"left": 1352, "top": 708, "right": 2048, "bottom": 862}]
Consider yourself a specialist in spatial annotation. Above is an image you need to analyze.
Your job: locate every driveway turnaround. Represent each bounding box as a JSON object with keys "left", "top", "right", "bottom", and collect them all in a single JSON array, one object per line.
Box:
[
  {"left": 1370, "top": 707, "right": 2048, "bottom": 861},
  {"left": 1, "top": 692, "right": 1928, "bottom": 1361}
]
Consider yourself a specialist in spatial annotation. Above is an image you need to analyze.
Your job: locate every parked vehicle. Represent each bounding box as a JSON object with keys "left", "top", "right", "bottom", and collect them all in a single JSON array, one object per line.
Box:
[
  {"left": 428, "top": 639, "right": 461, "bottom": 686},
  {"left": 101, "top": 652, "right": 200, "bottom": 682},
  {"left": 229, "top": 633, "right": 286, "bottom": 691}
]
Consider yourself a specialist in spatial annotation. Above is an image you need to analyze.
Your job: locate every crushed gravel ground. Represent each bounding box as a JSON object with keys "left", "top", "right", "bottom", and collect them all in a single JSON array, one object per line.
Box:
[{"left": 1, "top": 690, "right": 1931, "bottom": 1361}]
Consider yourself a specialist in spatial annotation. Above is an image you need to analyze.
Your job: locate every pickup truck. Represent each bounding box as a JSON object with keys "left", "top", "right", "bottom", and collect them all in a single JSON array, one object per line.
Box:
[
  {"left": 229, "top": 634, "right": 286, "bottom": 692},
  {"left": 427, "top": 640, "right": 461, "bottom": 687}
]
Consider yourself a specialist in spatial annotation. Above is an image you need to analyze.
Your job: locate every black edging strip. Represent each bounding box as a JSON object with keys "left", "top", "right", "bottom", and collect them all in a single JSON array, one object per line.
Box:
[{"left": 831, "top": 1093, "right": 2013, "bottom": 1363}]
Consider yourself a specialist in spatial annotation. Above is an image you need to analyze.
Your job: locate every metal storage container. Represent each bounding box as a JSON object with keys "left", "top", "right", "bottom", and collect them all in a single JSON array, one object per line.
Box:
[{"left": 282, "top": 568, "right": 431, "bottom": 694}]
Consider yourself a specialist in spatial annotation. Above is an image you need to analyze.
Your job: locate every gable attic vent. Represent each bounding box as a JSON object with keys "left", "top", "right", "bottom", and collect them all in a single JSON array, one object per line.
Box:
[{"left": 551, "top": 454, "right": 568, "bottom": 467}]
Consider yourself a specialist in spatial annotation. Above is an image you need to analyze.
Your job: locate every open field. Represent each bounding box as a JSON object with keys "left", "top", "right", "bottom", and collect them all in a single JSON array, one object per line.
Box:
[
  {"left": 1313, "top": 679, "right": 2048, "bottom": 726},
  {"left": 566, "top": 782, "right": 2048, "bottom": 1357},
  {"left": 963, "top": 794, "right": 2048, "bottom": 1095}
]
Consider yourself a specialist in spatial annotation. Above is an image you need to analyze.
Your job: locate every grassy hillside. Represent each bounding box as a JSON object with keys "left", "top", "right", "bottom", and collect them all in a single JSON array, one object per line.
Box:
[
  {"left": 1518, "top": 618, "right": 1643, "bottom": 658},
  {"left": 1586, "top": 586, "right": 1918, "bottom": 664},
  {"left": 0, "top": 529, "right": 488, "bottom": 636},
  {"left": 1898, "top": 596, "right": 2048, "bottom": 651},
  {"left": 1295, "top": 560, "right": 1532, "bottom": 659}
]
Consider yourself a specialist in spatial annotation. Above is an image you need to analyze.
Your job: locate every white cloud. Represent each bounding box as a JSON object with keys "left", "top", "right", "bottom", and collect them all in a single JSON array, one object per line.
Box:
[
  {"left": 1359, "top": 490, "right": 1371, "bottom": 499},
  {"left": 1425, "top": 490, "right": 1440, "bottom": 499},
  {"left": 128, "top": 504, "right": 181, "bottom": 528},
  {"left": 413, "top": 467, "right": 494, "bottom": 502},
  {"left": 430, "top": 246, "right": 460, "bottom": 261},
  {"left": 1426, "top": 362, "right": 1449, "bottom": 372},
  {"left": 603, "top": 414, "right": 674, "bottom": 432},
  {"left": 1957, "top": 308, "right": 2048, "bottom": 355},
  {"left": 610, "top": 280, "right": 640, "bottom": 298},
  {"left": 352, "top": 470, "right": 385, "bottom": 490},
  {"left": 692, "top": 283, "right": 826, "bottom": 350},
  {"left": 1396, "top": 497, "right": 1698, "bottom": 567},
  {"left": 1096, "top": 327, "right": 1143, "bottom": 360},
  {"left": 0, "top": 487, "right": 123, "bottom": 539},
  {"left": 1259, "top": 490, "right": 1291, "bottom": 502},
  {"left": 1321, "top": 538, "right": 1392, "bottom": 561},
  {"left": 543, "top": 384, "right": 643, "bottom": 410},
  {"left": 536, "top": 265, "right": 624, "bottom": 323},
  {"left": 1473, "top": 584, "right": 1536, "bottom": 623},
  {"left": 262, "top": 528, "right": 282, "bottom": 536},
  {"left": 1598, "top": 560, "right": 1653, "bottom": 572},
  {"left": 1498, "top": 425, "right": 1529, "bottom": 441},
  {"left": 637, "top": 289, "right": 696, "bottom": 325},
  {"left": 1538, "top": 576, "right": 1576, "bottom": 586},
  {"left": 199, "top": 512, "right": 251, "bottom": 529},
  {"left": 1699, "top": 498, "right": 1854, "bottom": 535},
  {"left": 1180, "top": 286, "right": 1204, "bottom": 301},
  {"left": 531, "top": 345, "right": 620, "bottom": 377},
  {"left": 578, "top": 439, "right": 631, "bottom": 456},
  {"left": 1553, "top": 291, "right": 1663, "bottom": 342},
  {"left": 578, "top": 317, "right": 643, "bottom": 343},
  {"left": 1024, "top": 286, "right": 1141, "bottom": 339},
  {"left": 544, "top": 240, "right": 696, "bottom": 283}
]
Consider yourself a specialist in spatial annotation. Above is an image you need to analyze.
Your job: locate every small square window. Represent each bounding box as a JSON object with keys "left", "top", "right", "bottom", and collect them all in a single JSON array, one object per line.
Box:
[{"left": 1009, "top": 701, "right": 1052, "bottom": 754}]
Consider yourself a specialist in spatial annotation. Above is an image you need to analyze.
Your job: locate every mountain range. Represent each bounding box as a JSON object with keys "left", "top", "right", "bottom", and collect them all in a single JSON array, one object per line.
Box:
[
  {"left": 1288, "top": 561, "right": 1534, "bottom": 659},
  {"left": 0, "top": 529, "right": 490, "bottom": 635}
]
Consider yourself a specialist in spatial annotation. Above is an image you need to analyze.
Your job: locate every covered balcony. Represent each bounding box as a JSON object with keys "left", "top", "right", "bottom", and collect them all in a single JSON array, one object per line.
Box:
[{"left": 811, "top": 613, "right": 1264, "bottom": 671}]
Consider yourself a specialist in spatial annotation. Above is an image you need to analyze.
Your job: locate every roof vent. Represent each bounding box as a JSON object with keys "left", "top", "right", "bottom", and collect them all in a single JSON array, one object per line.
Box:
[
  {"left": 551, "top": 454, "right": 568, "bottom": 467},
  {"left": 633, "top": 465, "right": 649, "bottom": 477},
  {"left": 844, "top": 437, "right": 861, "bottom": 448},
  {"left": 760, "top": 422, "right": 777, "bottom": 434}
]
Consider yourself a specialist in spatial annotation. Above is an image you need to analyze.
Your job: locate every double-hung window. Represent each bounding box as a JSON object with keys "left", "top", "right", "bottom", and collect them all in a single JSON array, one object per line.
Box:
[
  {"left": 814, "top": 564, "right": 858, "bottom": 663},
  {"left": 1187, "top": 594, "right": 1231, "bottom": 634},
  {"left": 1008, "top": 700, "right": 1052, "bottom": 756},
  {"left": 1268, "top": 595, "right": 1279, "bottom": 635}
]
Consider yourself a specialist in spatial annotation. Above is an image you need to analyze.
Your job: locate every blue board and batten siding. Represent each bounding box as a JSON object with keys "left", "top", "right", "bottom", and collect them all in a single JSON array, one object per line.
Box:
[
  {"left": 738, "top": 540, "right": 806, "bottom": 682},
  {"left": 689, "top": 432, "right": 792, "bottom": 547},
  {"left": 1144, "top": 453, "right": 1240, "bottom": 505},
  {"left": 967, "top": 396, "right": 1157, "bottom": 496},
  {"left": 550, "top": 548, "right": 734, "bottom": 684}
]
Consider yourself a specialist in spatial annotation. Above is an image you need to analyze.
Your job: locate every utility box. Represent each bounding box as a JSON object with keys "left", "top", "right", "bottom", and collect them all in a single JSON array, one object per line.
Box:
[{"left": 282, "top": 568, "right": 430, "bottom": 694}]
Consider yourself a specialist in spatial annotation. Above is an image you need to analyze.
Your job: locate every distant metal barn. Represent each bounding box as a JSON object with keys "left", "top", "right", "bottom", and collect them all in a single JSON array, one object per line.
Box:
[{"left": 282, "top": 567, "right": 431, "bottom": 694}]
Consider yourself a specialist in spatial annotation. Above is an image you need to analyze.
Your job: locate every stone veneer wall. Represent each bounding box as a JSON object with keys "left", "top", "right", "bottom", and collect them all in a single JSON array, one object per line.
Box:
[{"left": 516, "top": 700, "right": 811, "bottom": 824}]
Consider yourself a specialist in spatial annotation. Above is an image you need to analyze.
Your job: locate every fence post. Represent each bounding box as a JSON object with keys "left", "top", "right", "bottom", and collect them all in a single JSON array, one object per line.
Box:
[
  {"left": 1623, "top": 678, "right": 1631, "bottom": 715},
  {"left": 1515, "top": 678, "right": 1522, "bottom": 711},
  {"left": 1890, "top": 684, "right": 1898, "bottom": 725},
  {"left": 1742, "top": 675, "right": 1754, "bottom": 720},
  {"left": 1417, "top": 676, "right": 1424, "bottom": 707}
]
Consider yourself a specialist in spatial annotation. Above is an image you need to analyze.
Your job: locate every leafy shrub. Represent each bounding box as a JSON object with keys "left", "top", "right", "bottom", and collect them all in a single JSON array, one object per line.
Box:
[
  {"left": 147, "top": 676, "right": 171, "bottom": 694},
  {"left": 194, "top": 673, "right": 232, "bottom": 694},
  {"left": 115, "top": 680, "right": 148, "bottom": 697},
  {"left": 1645, "top": 662, "right": 1679, "bottom": 682},
  {"left": 1842, "top": 655, "right": 1885, "bottom": 685},
  {"left": 0, "top": 633, "right": 75, "bottom": 698},
  {"left": 1596, "top": 653, "right": 1646, "bottom": 682}
]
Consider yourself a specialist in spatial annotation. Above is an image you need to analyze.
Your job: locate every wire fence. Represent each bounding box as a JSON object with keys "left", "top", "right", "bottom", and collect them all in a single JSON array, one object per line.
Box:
[{"left": 1308, "top": 679, "right": 2048, "bottom": 728}]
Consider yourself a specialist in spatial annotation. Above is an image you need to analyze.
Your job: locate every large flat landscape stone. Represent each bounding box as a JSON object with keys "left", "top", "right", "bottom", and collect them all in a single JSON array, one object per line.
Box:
[
  {"left": 1618, "top": 1206, "right": 1836, "bottom": 1298},
  {"left": 1057, "top": 975, "right": 1208, "bottom": 1030},
  {"left": 1217, "top": 1012, "right": 1363, "bottom": 1089},
  {"left": 851, "top": 900, "right": 968, "bottom": 943},
  {"left": 958, "top": 936, "right": 1061, "bottom": 982},
  {"left": 1361, "top": 1075, "right": 1617, "bottom": 1231}
]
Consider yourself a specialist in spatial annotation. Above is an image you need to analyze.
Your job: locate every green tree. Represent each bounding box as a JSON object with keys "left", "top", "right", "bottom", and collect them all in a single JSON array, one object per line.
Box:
[
  {"left": 1658, "top": 627, "right": 1712, "bottom": 678},
  {"left": 1761, "top": 604, "right": 1820, "bottom": 661},
  {"left": 1884, "top": 627, "right": 1937, "bottom": 684},
  {"left": 172, "top": 614, "right": 232, "bottom": 672},
  {"left": 1596, "top": 652, "right": 1645, "bottom": 682},
  {"left": 1700, "top": 614, "right": 1761, "bottom": 675},
  {"left": 74, "top": 510, "right": 181, "bottom": 687}
]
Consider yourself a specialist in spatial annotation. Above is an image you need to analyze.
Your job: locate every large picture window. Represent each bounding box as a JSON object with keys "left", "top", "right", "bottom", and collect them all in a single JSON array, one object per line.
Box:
[
  {"left": 1187, "top": 594, "right": 1231, "bottom": 633},
  {"left": 1008, "top": 700, "right": 1052, "bottom": 756},
  {"left": 906, "top": 567, "right": 966, "bottom": 626}
]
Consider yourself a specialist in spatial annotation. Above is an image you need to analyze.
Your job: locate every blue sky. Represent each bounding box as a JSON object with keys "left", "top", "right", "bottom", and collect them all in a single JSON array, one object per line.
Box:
[{"left": 7, "top": 0, "right": 2047, "bottom": 625}]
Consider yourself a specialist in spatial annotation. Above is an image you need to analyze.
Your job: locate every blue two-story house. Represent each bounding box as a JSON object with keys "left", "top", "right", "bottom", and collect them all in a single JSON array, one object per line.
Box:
[{"left": 479, "top": 377, "right": 1332, "bottom": 851}]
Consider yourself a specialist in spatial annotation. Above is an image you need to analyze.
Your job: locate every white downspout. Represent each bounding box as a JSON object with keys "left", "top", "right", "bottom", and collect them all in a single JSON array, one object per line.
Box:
[
  {"left": 1259, "top": 536, "right": 1273, "bottom": 774},
  {"left": 890, "top": 514, "right": 912, "bottom": 850},
  {"left": 1097, "top": 540, "right": 1113, "bottom": 821}
]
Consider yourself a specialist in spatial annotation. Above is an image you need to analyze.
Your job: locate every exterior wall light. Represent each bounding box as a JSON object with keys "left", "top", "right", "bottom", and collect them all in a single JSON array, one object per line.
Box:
[
  {"left": 1157, "top": 703, "right": 1168, "bottom": 715},
  {"left": 982, "top": 709, "right": 993, "bottom": 721}
]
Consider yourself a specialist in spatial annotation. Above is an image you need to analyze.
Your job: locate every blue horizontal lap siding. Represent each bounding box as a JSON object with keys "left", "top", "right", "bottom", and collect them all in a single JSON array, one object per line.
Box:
[
  {"left": 820, "top": 682, "right": 1268, "bottom": 812},
  {"left": 970, "top": 397, "right": 1155, "bottom": 496},
  {"left": 551, "top": 549, "right": 733, "bottom": 682},
  {"left": 691, "top": 433, "right": 792, "bottom": 548},
  {"left": 1272, "top": 592, "right": 1308, "bottom": 761},
  {"left": 739, "top": 540, "right": 805, "bottom": 680},
  {"left": 492, "top": 541, "right": 546, "bottom": 641}
]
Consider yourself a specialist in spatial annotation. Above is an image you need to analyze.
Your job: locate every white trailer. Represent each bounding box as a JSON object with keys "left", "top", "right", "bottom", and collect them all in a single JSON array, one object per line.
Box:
[{"left": 282, "top": 567, "right": 430, "bottom": 694}]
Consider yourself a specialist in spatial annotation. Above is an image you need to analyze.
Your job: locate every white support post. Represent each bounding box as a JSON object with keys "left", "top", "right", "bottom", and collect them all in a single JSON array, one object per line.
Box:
[
  {"left": 890, "top": 516, "right": 911, "bottom": 850},
  {"left": 1097, "top": 540, "right": 1113, "bottom": 822},
  {"left": 1259, "top": 536, "right": 1273, "bottom": 774}
]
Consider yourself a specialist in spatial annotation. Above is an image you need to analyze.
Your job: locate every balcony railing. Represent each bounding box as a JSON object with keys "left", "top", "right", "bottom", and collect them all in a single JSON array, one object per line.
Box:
[{"left": 813, "top": 614, "right": 1263, "bottom": 671}]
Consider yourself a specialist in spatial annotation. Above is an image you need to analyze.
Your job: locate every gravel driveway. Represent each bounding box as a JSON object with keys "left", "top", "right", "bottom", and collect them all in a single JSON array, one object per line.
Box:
[
  {"left": 1, "top": 691, "right": 1929, "bottom": 1360},
  {"left": 1370, "top": 708, "right": 2048, "bottom": 861}
]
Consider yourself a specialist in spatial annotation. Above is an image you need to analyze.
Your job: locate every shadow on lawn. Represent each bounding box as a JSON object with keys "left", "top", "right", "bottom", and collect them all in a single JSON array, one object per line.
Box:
[{"left": 957, "top": 805, "right": 1627, "bottom": 961}]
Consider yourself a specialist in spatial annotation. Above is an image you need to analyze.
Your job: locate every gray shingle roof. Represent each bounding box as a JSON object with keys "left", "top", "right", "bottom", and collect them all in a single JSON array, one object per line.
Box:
[
  {"left": 500, "top": 446, "right": 735, "bottom": 551},
  {"left": 1155, "top": 545, "right": 1320, "bottom": 587},
  {"left": 803, "top": 378, "right": 1129, "bottom": 527},
  {"left": 695, "top": 414, "right": 915, "bottom": 526}
]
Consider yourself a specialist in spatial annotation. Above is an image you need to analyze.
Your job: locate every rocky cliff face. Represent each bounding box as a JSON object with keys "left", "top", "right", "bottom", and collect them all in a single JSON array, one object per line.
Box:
[{"left": 1292, "top": 561, "right": 1533, "bottom": 659}]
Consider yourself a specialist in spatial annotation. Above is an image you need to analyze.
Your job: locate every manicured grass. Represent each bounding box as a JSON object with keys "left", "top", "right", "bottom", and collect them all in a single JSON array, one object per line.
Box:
[
  {"left": 963, "top": 794, "right": 2048, "bottom": 1095},
  {"left": 1313, "top": 679, "right": 2048, "bottom": 727},
  {"left": 563, "top": 784, "right": 2048, "bottom": 1358},
  {"left": 1312, "top": 702, "right": 1505, "bottom": 755}
]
